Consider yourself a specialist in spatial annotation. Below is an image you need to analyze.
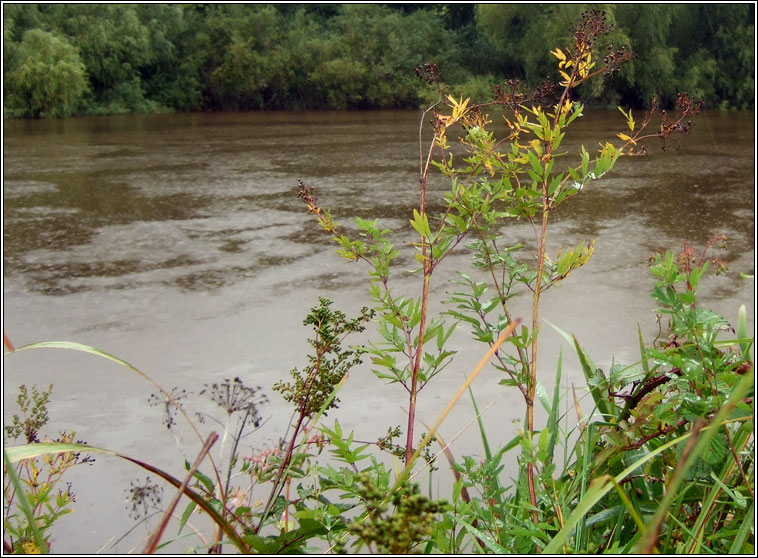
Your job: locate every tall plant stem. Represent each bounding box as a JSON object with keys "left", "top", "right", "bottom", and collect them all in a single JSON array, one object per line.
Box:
[
  {"left": 527, "top": 190, "right": 550, "bottom": 519},
  {"left": 255, "top": 340, "right": 327, "bottom": 534},
  {"left": 144, "top": 432, "right": 218, "bottom": 554},
  {"left": 406, "top": 144, "right": 432, "bottom": 462},
  {"left": 208, "top": 412, "right": 232, "bottom": 552},
  {"left": 405, "top": 110, "right": 438, "bottom": 464},
  {"left": 406, "top": 269, "right": 431, "bottom": 463}
]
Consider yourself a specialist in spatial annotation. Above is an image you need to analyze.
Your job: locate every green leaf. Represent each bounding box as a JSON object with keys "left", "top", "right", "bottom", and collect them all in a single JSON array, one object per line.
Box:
[
  {"left": 535, "top": 382, "right": 551, "bottom": 414},
  {"left": 638, "top": 324, "right": 650, "bottom": 375},
  {"left": 410, "top": 208, "right": 431, "bottom": 238},
  {"left": 737, "top": 304, "right": 753, "bottom": 362},
  {"left": 192, "top": 468, "right": 215, "bottom": 493},
  {"left": 527, "top": 168, "right": 542, "bottom": 185},
  {"left": 548, "top": 173, "right": 563, "bottom": 197},
  {"left": 5, "top": 442, "right": 100, "bottom": 463},
  {"left": 546, "top": 320, "right": 614, "bottom": 420},
  {"left": 527, "top": 151, "right": 543, "bottom": 176},
  {"left": 552, "top": 129, "right": 565, "bottom": 151},
  {"left": 451, "top": 515, "right": 507, "bottom": 553},
  {"left": 565, "top": 103, "right": 584, "bottom": 126},
  {"left": 580, "top": 146, "right": 589, "bottom": 177},
  {"left": 547, "top": 349, "right": 563, "bottom": 462},
  {"left": 537, "top": 428, "right": 550, "bottom": 461},
  {"left": 633, "top": 372, "right": 754, "bottom": 553},
  {"left": 178, "top": 501, "right": 197, "bottom": 534},
  {"left": 701, "top": 432, "right": 727, "bottom": 465},
  {"left": 709, "top": 470, "right": 747, "bottom": 508},
  {"left": 610, "top": 363, "right": 645, "bottom": 386}
]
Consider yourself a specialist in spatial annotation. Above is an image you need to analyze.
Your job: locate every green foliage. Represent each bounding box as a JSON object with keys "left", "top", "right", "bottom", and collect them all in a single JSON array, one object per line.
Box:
[
  {"left": 3, "top": 386, "right": 94, "bottom": 554},
  {"left": 477, "top": 3, "right": 754, "bottom": 109},
  {"left": 2, "top": 4, "right": 752, "bottom": 117},
  {"left": 538, "top": 240, "right": 754, "bottom": 554},
  {"left": 4, "top": 384, "right": 52, "bottom": 443},
  {"left": 58, "top": 4, "right": 157, "bottom": 113},
  {"left": 4, "top": 28, "right": 89, "bottom": 118},
  {"left": 273, "top": 298, "right": 373, "bottom": 417}
]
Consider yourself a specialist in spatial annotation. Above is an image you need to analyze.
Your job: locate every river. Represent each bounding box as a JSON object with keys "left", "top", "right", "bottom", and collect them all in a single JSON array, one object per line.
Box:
[{"left": 2, "top": 108, "right": 754, "bottom": 552}]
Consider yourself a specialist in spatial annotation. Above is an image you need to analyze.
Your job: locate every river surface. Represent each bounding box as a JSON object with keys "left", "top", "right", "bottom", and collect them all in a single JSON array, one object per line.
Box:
[{"left": 3, "top": 109, "right": 755, "bottom": 553}]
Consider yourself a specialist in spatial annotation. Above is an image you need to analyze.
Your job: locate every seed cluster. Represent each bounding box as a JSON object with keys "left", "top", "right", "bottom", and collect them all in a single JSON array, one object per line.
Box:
[{"left": 349, "top": 474, "right": 448, "bottom": 554}]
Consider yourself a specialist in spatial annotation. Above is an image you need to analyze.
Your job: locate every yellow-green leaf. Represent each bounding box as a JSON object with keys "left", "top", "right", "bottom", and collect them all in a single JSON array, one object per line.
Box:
[{"left": 617, "top": 133, "right": 636, "bottom": 145}]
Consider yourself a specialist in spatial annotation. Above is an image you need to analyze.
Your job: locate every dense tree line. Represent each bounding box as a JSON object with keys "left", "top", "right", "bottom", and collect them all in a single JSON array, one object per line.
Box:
[{"left": 2, "top": 3, "right": 754, "bottom": 118}]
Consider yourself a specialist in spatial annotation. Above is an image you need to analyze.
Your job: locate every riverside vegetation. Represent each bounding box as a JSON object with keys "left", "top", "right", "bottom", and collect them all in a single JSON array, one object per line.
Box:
[
  {"left": 2, "top": 4, "right": 754, "bottom": 117},
  {"left": 3, "top": 11, "right": 754, "bottom": 554}
]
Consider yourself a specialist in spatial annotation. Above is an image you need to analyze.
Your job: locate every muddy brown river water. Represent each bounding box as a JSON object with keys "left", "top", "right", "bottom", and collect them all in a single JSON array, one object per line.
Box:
[{"left": 3, "top": 108, "right": 754, "bottom": 552}]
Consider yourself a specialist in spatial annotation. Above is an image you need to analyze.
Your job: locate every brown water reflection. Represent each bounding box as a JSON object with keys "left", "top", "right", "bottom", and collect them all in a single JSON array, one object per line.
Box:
[
  {"left": 2, "top": 109, "right": 754, "bottom": 553},
  {"left": 3, "top": 110, "right": 754, "bottom": 294}
]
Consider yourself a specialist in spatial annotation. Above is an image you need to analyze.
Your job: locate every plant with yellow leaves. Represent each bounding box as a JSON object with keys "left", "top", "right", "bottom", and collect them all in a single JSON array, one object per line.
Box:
[{"left": 292, "top": 9, "right": 727, "bottom": 554}]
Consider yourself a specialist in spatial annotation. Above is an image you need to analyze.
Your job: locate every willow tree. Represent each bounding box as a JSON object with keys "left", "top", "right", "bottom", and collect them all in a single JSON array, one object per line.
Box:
[{"left": 4, "top": 29, "right": 89, "bottom": 118}]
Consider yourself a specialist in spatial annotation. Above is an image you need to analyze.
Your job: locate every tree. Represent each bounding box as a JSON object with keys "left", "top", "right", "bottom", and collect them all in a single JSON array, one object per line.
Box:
[
  {"left": 54, "top": 4, "right": 155, "bottom": 112},
  {"left": 4, "top": 29, "right": 89, "bottom": 118}
]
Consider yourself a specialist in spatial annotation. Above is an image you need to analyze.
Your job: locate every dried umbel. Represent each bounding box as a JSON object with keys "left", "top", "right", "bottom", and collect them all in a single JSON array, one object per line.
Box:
[
  {"left": 492, "top": 79, "right": 525, "bottom": 111},
  {"left": 125, "top": 477, "right": 163, "bottom": 521},
  {"left": 604, "top": 43, "right": 635, "bottom": 76},
  {"left": 297, "top": 178, "right": 317, "bottom": 208},
  {"left": 675, "top": 92, "right": 704, "bottom": 116},
  {"left": 147, "top": 387, "right": 190, "bottom": 430},
  {"left": 201, "top": 377, "right": 268, "bottom": 426},
  {"left": 573, "top": 9, "right": 613, "bottom": 51},
  {"left": 657, "top": 92, "right": 703, "bottom": 150},
  {"left": 414, "top": 62, "right": 439, "bottom": 85}
]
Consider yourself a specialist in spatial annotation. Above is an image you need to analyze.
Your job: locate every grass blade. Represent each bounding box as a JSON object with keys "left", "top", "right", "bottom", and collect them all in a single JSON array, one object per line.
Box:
[
  {"left": 468, "top": 385, "right": 492, "bottom": 460},
  {"left": 685, "top": 419, "right": 754, "bottom": 552},
  {"left": 451, "top": 514, "right": 507, "bottom": 554},
  {"left": 637, "top": 323, "right": 650, "bottom": 375},
  {"left": 728, "top": 500, "right": 754, "bottom": 553},
  {"left": 545, "top": 320, "right": 614, "bottom": 420},
  {"left": 3, "top": 449, "right": 50, "bottom": 554},
  {"left": 737, "top": 304, "right": 753, "bottom": 362},
  {"left": 547, "top": 347, "right": 563, "bottom": 463},
  {"left": 6, "top": 341, "right": 208, "bottom": 444}
]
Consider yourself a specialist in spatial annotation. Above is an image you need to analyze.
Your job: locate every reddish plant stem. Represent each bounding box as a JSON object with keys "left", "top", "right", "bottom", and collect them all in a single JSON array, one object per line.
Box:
[
  {"left": 406, "top": 269, "right": 431, "bottom": 464},
  {"left": 145, "top": 432, "right": 218, "bottom": 554},
  {"left": 406, "top": 158, "right": 432, "bottom": 462},
  {"left": 255, "top": 330, "right": 329, "bottom": 535},
  {"left": 404, "top": 112, "right": 442, "bottom": 463},
  {"left": 527, "top": 201, "right": 549, "bottom": 520},
  {"left": 619, "top": 419, "right": 689, "bottom": 452}
]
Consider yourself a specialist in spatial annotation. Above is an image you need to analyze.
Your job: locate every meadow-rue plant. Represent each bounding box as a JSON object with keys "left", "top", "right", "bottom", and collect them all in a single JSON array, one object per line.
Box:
[{"left": 3, "top": 10, "right": 752, "bottom": 554}]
